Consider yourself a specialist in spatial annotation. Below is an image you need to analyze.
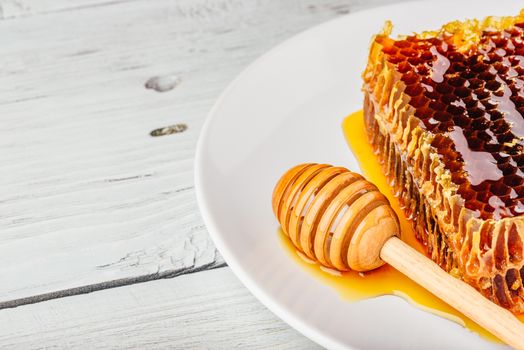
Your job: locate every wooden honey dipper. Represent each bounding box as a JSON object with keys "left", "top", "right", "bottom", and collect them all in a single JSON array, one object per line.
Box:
[{"left": 273, "top": 163, "right": 524, "bottom": 349}]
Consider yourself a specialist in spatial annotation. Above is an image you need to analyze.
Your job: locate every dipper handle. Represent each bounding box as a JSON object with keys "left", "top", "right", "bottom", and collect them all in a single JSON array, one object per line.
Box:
[{"left": 381, "top": 237, "right": 524, "bottom": 350}]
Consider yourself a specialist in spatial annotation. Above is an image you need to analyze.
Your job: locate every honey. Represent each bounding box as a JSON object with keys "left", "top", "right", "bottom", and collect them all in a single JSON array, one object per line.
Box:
[
  {"left": 278, "top": 110, "right": 524, "bottom": 343},
  {"left": 374, "top": 26, "right": 524, "bottom": 220}
]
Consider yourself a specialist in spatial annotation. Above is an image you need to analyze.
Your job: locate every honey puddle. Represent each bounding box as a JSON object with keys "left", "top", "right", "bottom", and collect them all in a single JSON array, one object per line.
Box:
[{"left": 278, "top": 110, "right": 524, "bottom": 343}]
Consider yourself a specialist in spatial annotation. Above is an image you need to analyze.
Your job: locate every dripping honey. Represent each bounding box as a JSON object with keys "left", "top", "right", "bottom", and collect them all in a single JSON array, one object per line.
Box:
[{"left": 278, "top": 110, "right": 524, "bottom": 343}]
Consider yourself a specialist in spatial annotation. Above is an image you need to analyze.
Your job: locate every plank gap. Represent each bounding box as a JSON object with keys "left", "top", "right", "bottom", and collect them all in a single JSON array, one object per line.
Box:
[{"left": 0, "top": 262, "right": 227, "bottom": 310}]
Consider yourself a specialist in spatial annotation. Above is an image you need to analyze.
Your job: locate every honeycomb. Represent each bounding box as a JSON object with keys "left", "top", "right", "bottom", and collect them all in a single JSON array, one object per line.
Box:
[{"left": 363, "top": 11, "right": 524, "bottom": 312}]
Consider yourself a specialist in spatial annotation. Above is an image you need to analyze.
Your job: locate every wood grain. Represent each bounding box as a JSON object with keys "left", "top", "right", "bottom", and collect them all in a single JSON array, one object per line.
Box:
[
  {"left": 0, "top": 267, "right": 320, "bottom": 349},
  {"left": 0, "top": 0, "right": 404, "bottom": 307}
]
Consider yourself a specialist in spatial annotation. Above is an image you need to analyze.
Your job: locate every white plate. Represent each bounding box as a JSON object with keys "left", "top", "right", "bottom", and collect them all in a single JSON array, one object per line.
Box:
[{"left": 195, "top": 1, "right": 519, "bottom": 349}]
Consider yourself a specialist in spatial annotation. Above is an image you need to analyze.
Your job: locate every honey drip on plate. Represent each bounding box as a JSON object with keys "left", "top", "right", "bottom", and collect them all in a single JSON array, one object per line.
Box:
[{"left": 278, "top": 110, "right": 524, "bottom": 343}]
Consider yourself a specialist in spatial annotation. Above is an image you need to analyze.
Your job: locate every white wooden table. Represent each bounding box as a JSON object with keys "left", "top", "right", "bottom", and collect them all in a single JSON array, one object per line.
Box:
[{"left": 0, "top": 0, "right": 407, "bottom": 348}]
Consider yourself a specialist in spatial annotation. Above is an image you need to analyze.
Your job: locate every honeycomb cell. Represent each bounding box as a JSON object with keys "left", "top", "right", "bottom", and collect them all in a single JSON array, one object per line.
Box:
[
  {"left": 446, "top": 160, "right": 463, "bottom": 172},
  {"left": 512, "top": 96, "right": 524, "bottom": 107},
  {"left": 400, "top": 48, "right": 418, "bottom": 57},
  {"left": 476, "top": 190, "right": 492, "bottom": 202},
  {"left": 462, "top": 96, "right": 478, "bottom": 108},
  {"left": 451, "top": 61, "right": 466, "bottom": 72},
  {"left": 489, "top": 110, "right": 504, "bottom": 121},
  {"left": 509, "top": 84, "right": 520, "bottom": 96},
  {"left": 467, "top": 136, "right": 485, "bottom": 151},
  {"left": 461, "top": 69, "right": 477, "bottom": 79},
  {"left": 505, "top": 174, "right": 523, "bottom": 187},
  {"left": 473, "top": 180, "right": 491, "bottom": 192},
  {"left": 467, "top": 107, "right": 485, "bottom": 119},
  {"left": 474, "top": 88, "right": 490, "bottom": 99},
  {"left": 447, "top": 104, "right": 465, "bottom": 115},
  {"left": 404, "top": 84, "right": 424, "bottom": 97},
  {"left": 485, "top": 80, "right": 502, "bottom": 91},
  {"left": 437, "top": 121, "right": 453, "bottom": 132},
  {"left": 472, "top": 62, "right": 489, "bottom": 73},
  {"left": 423, "top": 89, "right": 440, "bottom": 100},
  {"left": 481, "top": 99, "right": 497, "bottom": 110},
  {"left": 429, "top": 100, "right": 446, "bottom": 111},
  {"left": 492, "top": 119, "right": 510, "bottom": 133},
  {"left": 468, "top": 200, "right": 485, "bottom": 212},
  {"left": 498, "top": 130, "right": 515, "bottom": 143},
  {"left": 388, "top": 55, "right": 405, "bottom": 64},
  {"left": 515, "top": 66, "right": 524, "bottom": 75},
  {"left": 451, "top": 171, "right": 467, "bottom": 184},
  {"left": 454, "top": 86, "right": 471, "bottom": 98},
  {"left": 408, "top": 57, "right": 424, "bottom": 66},
  {"left": 420, "top": 50, "right": 433, "bottom": 61},
  {"left": 491, "top": 181, "right": 511, "bottom": 196},
  {"left": 382, "top": 46, "right": 399, "bottom": 55},
  {"left": 493, "top": 61, "right": 509, "bottom": 74},
  {"left": 409, "top": 95, "right": 428, "bottom": 109},
  {"left": 488, "top": 52, "right": 504, "bottom": 63},
  {"left": 416, "top": 64, "right": 430, "bottom": 75},
  {"left": 448, "top": 76, "right": 466, "bottom": 87},
  {"left": 470, "top": 118, "right": 490, "bottom": 131},
  {"left": 414, "top": 106, "right": 433, "bottom": 119},
  {"left": 459, "top": 184, "right": 476, "bottom": 200},
  {"left": 401, "top": 70, "right": 419, "bottom": 84},
  {"left": 436, "top": 83, "right": 454, "bottom": 94},
  {"left": 434, "top": 111, "right": 452, "bottom": 122},
  {"left": 484, "top": 143, "right": 500, "bottom": 153},
  {"left": 394, "top": 40, "right": 412, "bottom": 48},
  {"left": 397, "top": 61, "right": 412, "bottom": 74},
  {"left": 453, "top": 114, "right": 471, "bottom": 128},
  {"left": 441, "top": 94, "right": 458, "bottom": 104}
]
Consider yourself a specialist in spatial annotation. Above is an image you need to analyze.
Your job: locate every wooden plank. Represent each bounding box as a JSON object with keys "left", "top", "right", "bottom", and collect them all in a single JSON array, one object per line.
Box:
[
  {"left": 0, "top": 0, "right": 397, "bottom": 306},
  {"left": 0, "top": 267, "right": 320, "bottom": 349},
  {"left": 0, "top": 0, "right": 397, "bottom": 20}
]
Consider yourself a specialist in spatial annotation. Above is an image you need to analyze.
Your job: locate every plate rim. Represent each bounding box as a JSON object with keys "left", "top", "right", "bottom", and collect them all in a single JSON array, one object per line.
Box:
[{"left": 194, "top": 1, "right": 493, "bottom": 349}]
